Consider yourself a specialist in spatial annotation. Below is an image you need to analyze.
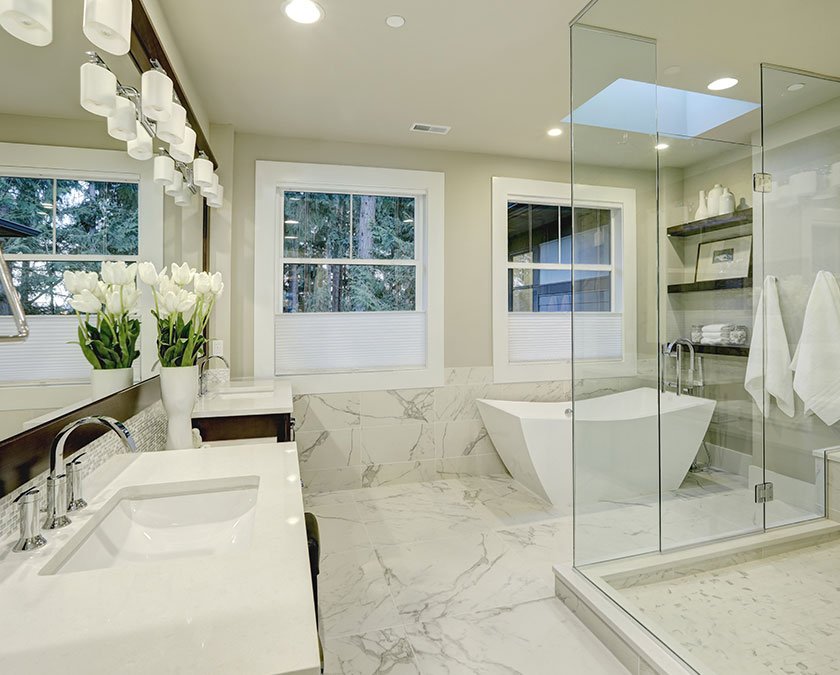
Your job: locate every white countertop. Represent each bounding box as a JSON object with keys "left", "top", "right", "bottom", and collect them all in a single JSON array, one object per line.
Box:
[
  {"left": 0, "top": 443, "right": 320, "bottom": 675},
  {"left": 192, "top": 378, "right": 293, "bottom": 419}
]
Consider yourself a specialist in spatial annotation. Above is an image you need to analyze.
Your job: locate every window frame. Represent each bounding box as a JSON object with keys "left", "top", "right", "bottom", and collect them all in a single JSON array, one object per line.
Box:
[
  {"left": 254, "top": 161, "right": 444, "bottom": 393},
  {"left": 492, "top": 177, "right": 637, "bottom": 383},
  {"left": 0, "top": 142, "right": 164, "bottom": 385}
]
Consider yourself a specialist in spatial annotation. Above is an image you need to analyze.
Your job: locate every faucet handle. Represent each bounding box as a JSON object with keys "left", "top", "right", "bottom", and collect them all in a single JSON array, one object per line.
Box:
[
  {"left": 66, "top": 453, "right": 87, "bottom": 512},
  {"left": 13, "top": 488, "right": 47, "bottom": 552},
  {"left": 44, "top": 474, "right": 71, "bottom": 530}
]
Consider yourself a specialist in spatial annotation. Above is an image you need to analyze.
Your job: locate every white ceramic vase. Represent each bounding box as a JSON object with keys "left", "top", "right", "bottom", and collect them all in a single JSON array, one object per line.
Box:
[
  {"left": 719, "top": 188, "right": 736, "bottom": 216},
  {"left": 707, "top": 184, "right": 724, "bottom": 216},
  {"left": 159, "top": 365, "right": 199, "bottom": 450},
  {"left": 694, "top": 190, "right": 709, "bottom": 220},
  {"left": 90, "top": 367, "right": 134, "bottom": 400}
]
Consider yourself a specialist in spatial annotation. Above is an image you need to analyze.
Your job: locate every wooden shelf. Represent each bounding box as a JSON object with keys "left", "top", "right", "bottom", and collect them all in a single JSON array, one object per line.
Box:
[
  {"left": 667, "top": 209, "right": 753, "bottom": 237},
  {"left": 668, "top": 277, "right": 752, "bottom": 294},
  {"left": 692, "top": 343, "right": 749, "bottom": 357}
]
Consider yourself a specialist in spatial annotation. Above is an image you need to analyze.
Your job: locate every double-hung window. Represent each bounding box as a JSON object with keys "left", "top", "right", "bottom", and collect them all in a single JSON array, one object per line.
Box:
[
  {"left": 254, "top": 162, "right": 444, "bottom": 393},
  {"left": 0, "top": 143, "right": 162, "bottom": 384},
  {"left": 492, "top": 177, "right": 637, "bottom": 382}
]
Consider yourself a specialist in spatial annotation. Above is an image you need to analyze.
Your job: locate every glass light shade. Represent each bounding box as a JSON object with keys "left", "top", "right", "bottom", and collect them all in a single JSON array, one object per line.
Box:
[
  {"left": 153, "top": 154, "right": 175, "bottom": 186},
  {"left": 126, "top": 122, "right": 153, "bottom": 160},
  {"left": 192, "top": 156, "right": 214, "bottom": 188},
  {"left": 0, "top": 0, "right": 52, "bottom": 46},
  {"left": 206, "top": 184, "right": 224, "bottom": 209},
  {"left": 80, "top": 62, "right": 117, "bottom": 117},
  {"left": 174, "top": 189, "right": 193, "bottom": 207},
  {"left": 200, "top": 173, "right": 219, "bottom": 198},
  {"left": 168, "top": 126, "right": 196, "bottom": 163},
  {"left": 141, "top": 69, "right": 174, "bottom": 122},
  {"left": 82, "top": 0, "right": 131, "bottom": 56},
  {"left": 106, "top": 95, "right": 137, "bottom": 141},
  {"left": 164, "top": 169, "right": 183, "bottom": 196},
  {"left": 155, "top": 102, "right": 186, "bottom": 145}
]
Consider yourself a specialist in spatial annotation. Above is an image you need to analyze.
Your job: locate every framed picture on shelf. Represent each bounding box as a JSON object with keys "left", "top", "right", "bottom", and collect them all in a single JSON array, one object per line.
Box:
[{"left": 695, "top": 234, "right": 752, "bottom": 282}]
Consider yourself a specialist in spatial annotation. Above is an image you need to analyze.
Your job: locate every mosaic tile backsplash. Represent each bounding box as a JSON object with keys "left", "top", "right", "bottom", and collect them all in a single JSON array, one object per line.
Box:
[{"left": 0, "top": 402, "right": 166, "bottom": 541}]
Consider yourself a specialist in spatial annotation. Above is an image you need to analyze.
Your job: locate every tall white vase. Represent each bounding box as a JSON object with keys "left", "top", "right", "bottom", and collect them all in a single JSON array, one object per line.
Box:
[
  {"left": 707, "top": 184, "right": 724, "bottom": 216},
  {"left": 160, "top": 365, "right": 198, "bottom": 450},
  {"left": 91, "top": 367, "right": 134, "bottom": 400},
  {"left": 694, "top": 190, "right": 709, "bottom": 220}
]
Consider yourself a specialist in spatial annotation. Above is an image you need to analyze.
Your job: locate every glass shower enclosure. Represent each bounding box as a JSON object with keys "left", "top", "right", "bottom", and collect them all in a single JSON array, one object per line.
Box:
[{"left": 568, "top": 4, "right": 840, "bottom": 667}]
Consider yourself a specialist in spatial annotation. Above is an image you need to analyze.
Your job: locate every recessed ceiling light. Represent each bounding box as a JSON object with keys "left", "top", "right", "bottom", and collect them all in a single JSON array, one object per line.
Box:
[
  {"left": 707, "top": 77, "right": 738, "bottom": 91},
  {"left": 386, "top": 15, "right": 405, "bottom": 28},
  {"left": 654, "top": 143, "right": 669, "bottom": 150},
  {"left": 284, "top": 0, "right": 324, "bottom": 24},
  {"left": 787, "top": 83, "right": 805, "bottom": 92},
  {"left": 547, "top": 127, "right": 563, "bottom": 137},
  {"left": 663, "top": 65, "right": 681, "bottom": 76}
]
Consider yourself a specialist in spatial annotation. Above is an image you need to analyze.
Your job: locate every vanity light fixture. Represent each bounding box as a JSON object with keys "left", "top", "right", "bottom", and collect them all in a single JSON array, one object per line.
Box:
[
  {"left": 155, "top": 100, "right": 186, "bottom": 145},
  {"left": 0, "top": 0, "right": 52, "bottom": 46},
  {"left": 283, "top": 0, "right": 323, "bottom": 24},
  {"left": 386, "top": 15, "right": 405, "bottom": 28},
  {"left": 153, "top": 153, "right": 175, "bottom": 186},
  {"left": 168, "top": 125, "right": 196, "bottom": 163},
  {"left": 655, "top": 142, "right": 669, "bottom": 150},
  {"left": 141, "top": 66, "right": 174, "bottom": 122},
  {"left": 547, "top": 127, "right": 563, "bottom": 137},
  {"left": 106, "top": 95, "right": 137, "bottom": 141},
  {"left": 80, "top": 56, "right": 117, "bottom": 117},
  {"left": 201, "top": 173, "right": 220, "bottom": 199},
  {"left": 173, "top": 189, "right": 193, "bottom": 207},
  {"left": 192, "top": 153, "right": 215, "bottom": 188},
  {"left": 82, "top": 0, "right": 131, "bottom": 56},
  {"left": 707, "top": 77, "right": 738, "bottom": 91},
  {"left": 206, "top": 185, "right": 224, "bottom": 209},
  {"left": 126, "top": 121, "right": 153, "bottom": 160}
]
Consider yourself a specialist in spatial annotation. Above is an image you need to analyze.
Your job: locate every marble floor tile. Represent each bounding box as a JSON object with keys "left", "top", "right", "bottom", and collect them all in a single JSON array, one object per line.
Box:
[
  {"left": 305, "top": 502, "right": 370, "bottom": 553},
  {"left": 496, "top": 518, "right": 574, "bottom": 578},
  {"left": 457, "top": 475, "right": 562, "bottom": 527},
  {"left": 405, "top": 598, "right": 627, "bottom": 675},
  {"left": 323, "top": 627, "right": 420, "bottom": 675},
  {"left": 377, "top": 531, "right": 554, "bottom": 623},
  {"left": 319, "top": 547, "right": 402, "bottom": 638}
]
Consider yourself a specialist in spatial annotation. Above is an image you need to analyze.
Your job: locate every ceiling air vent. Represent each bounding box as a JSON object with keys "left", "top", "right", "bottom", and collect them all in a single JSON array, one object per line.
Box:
[{"left": 410, "top": 122, "right": 451, "bottom": 135}]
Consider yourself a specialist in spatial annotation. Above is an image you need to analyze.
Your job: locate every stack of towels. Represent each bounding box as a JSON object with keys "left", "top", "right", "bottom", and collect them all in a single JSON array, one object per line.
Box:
[{"left": 699, "top": 324, "right": 735, "bottom": 345}]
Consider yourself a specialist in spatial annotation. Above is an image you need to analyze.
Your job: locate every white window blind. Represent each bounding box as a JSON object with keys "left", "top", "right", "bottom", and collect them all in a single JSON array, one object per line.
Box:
[
  {"left": 0, "top": 316, "right": 91, "bottom": 383},
  {"left": 275, "top": 312, "right": 427, "bottom": 374},
  {"left": 508, "top": 313, "right": 623, "bottom": 363}
]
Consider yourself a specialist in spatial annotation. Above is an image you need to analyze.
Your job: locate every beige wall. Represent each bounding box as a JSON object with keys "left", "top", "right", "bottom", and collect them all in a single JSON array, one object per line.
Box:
[{"left": 229, "top": 133, "right": 658, "bottom": 377}]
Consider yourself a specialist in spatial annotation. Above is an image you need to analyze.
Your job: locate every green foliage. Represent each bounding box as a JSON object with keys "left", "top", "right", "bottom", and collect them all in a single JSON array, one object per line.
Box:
[
  {"left": 153, "top": 311, "right": 207, "bottom": 368},
  {"left": 282, "top": 192, "right": 417, "bottom": 313},
  {"left": 75, "top": 314, "right": 141, "bottom": 370}
]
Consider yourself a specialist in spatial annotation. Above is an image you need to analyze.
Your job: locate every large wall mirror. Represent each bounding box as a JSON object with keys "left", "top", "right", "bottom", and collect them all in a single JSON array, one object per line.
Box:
[{"left": 0, "top": 0, "right": 208, "bottom": 443}]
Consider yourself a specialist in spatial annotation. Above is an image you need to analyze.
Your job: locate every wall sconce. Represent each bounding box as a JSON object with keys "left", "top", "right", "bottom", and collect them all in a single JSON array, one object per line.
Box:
[
  {"left": 192, "top": 153, "right": 214, "bottom": 188},
  {"left": 153, "top": 153, "right": 175, "bottom": 186},
  {"left": 82, "top": 0, "right": 131, "bottom": 56},
  {"left": 126, "top": 121, "right": 152, "bottom": 160},
  {"left": 201, "top": 173, "right": 220, "bottom": 199},
  {"left": 164, "top": 170, "right": 183, "bottom": 196},
  {"left": 206, "top": 185, "right": 224, "bottom": 209},
  {"left": 0, "top": 0, "right": 52, "bottom": 46},
  {"left": 80, "top": 56, "right": 117, "bottom": 116},
  {"left": 106, "top": 95, "right": 137, "bottom": 141},
  {"left": 155, "top": 100, "right": 186, "bottom": 145},
  {"left": 141, "top": 67, "right": 173, "bottom": 122}
]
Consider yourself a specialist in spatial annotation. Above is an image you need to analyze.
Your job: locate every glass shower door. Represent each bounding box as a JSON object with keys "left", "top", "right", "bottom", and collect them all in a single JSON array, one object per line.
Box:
[{"left": 760, "top": 64, "right": 840, "bottom": 526}]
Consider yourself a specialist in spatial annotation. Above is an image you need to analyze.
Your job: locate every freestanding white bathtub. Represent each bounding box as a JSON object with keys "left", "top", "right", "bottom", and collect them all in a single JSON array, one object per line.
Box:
[{"left": 477, "top": 388, "right": 716, "bottom": 514}]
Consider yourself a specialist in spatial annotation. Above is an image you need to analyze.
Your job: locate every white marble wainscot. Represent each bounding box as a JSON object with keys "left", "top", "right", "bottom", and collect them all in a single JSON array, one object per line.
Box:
[
  {"left": 0, "top": 401, "right": 167, "bottom": 540},
  {"left": 297, "top": 367, "right": 628, "bottom": 493}
]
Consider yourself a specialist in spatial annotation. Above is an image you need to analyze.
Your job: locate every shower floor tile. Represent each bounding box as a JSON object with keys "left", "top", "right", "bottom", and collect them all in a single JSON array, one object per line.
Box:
[{"left": 613, "top": 535, "right": 840, "bottom": 675}]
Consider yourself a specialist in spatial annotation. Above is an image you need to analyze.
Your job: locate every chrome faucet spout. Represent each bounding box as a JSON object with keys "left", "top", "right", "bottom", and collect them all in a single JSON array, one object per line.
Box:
[{"left": 45, "top": 416, "right": 137, "bottom": 529}]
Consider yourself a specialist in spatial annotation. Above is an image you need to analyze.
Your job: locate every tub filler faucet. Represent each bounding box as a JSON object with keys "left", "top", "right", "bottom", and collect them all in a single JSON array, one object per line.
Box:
[{"left": 662, "top": 338, "right": 702, "bottom": 396}]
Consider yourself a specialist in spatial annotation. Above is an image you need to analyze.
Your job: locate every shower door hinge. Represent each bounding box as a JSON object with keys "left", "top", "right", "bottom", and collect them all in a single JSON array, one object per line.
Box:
[
  {"left": 754, "top": 172, "right": 772, "bottom": 193},
  {"left": 755, "top": 482, "right": 775, "bottom": 504}
]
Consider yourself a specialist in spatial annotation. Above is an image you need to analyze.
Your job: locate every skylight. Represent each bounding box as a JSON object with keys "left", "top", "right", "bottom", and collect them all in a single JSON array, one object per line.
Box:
[{"left": 564, "top": 78, "right": 759, "bottom": 138}]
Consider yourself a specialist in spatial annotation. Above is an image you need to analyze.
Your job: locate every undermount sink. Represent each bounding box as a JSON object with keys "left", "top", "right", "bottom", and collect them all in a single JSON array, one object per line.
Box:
[{"left": 41, "top": 476, "right": 259, "bottom": 576}]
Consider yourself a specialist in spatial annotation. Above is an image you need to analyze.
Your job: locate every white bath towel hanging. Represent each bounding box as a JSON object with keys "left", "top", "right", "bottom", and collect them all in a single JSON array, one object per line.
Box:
[
  {"left": 745, "top": 276, "right": 795, "bottom": 417},
  {"left": 791, "top": 271, "right": 840, "bottom": 425}
]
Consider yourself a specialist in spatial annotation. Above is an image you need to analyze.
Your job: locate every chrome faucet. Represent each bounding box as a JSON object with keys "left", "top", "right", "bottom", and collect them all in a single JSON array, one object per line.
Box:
[
  {"left": 198, "top": 354, "right": 230, "bottom": 396},
  {"left": 44, "top": 416, "right": 137, "bottom": 530},
  {"left": 663, "top": 338, "right": 697, "bottom": 396}
]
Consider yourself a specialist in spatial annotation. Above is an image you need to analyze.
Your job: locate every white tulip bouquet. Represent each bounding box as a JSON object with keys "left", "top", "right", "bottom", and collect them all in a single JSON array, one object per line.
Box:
[
  {"left": 138, "top": 262, "right": 224, "bottom": 368},
  {"left": 65, "top": 261, "right": 142, "bottom": 370}
]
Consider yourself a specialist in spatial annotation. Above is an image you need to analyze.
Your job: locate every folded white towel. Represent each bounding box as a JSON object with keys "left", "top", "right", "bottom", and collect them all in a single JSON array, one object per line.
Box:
[
  {"left": 701, "top": 338, "right": 727, "bottom": 345},
  {"left": 701, "top": 331, "right": 729, "bottom": 338},
  {"left": 745, "top": 276, "right": 795, "bottom": 417},
  {"left": 703, "top": 323, "right": 735, "bottom": 332},
  {"left": 791, "top": 271, "right": 840, "bottom": 425}
]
